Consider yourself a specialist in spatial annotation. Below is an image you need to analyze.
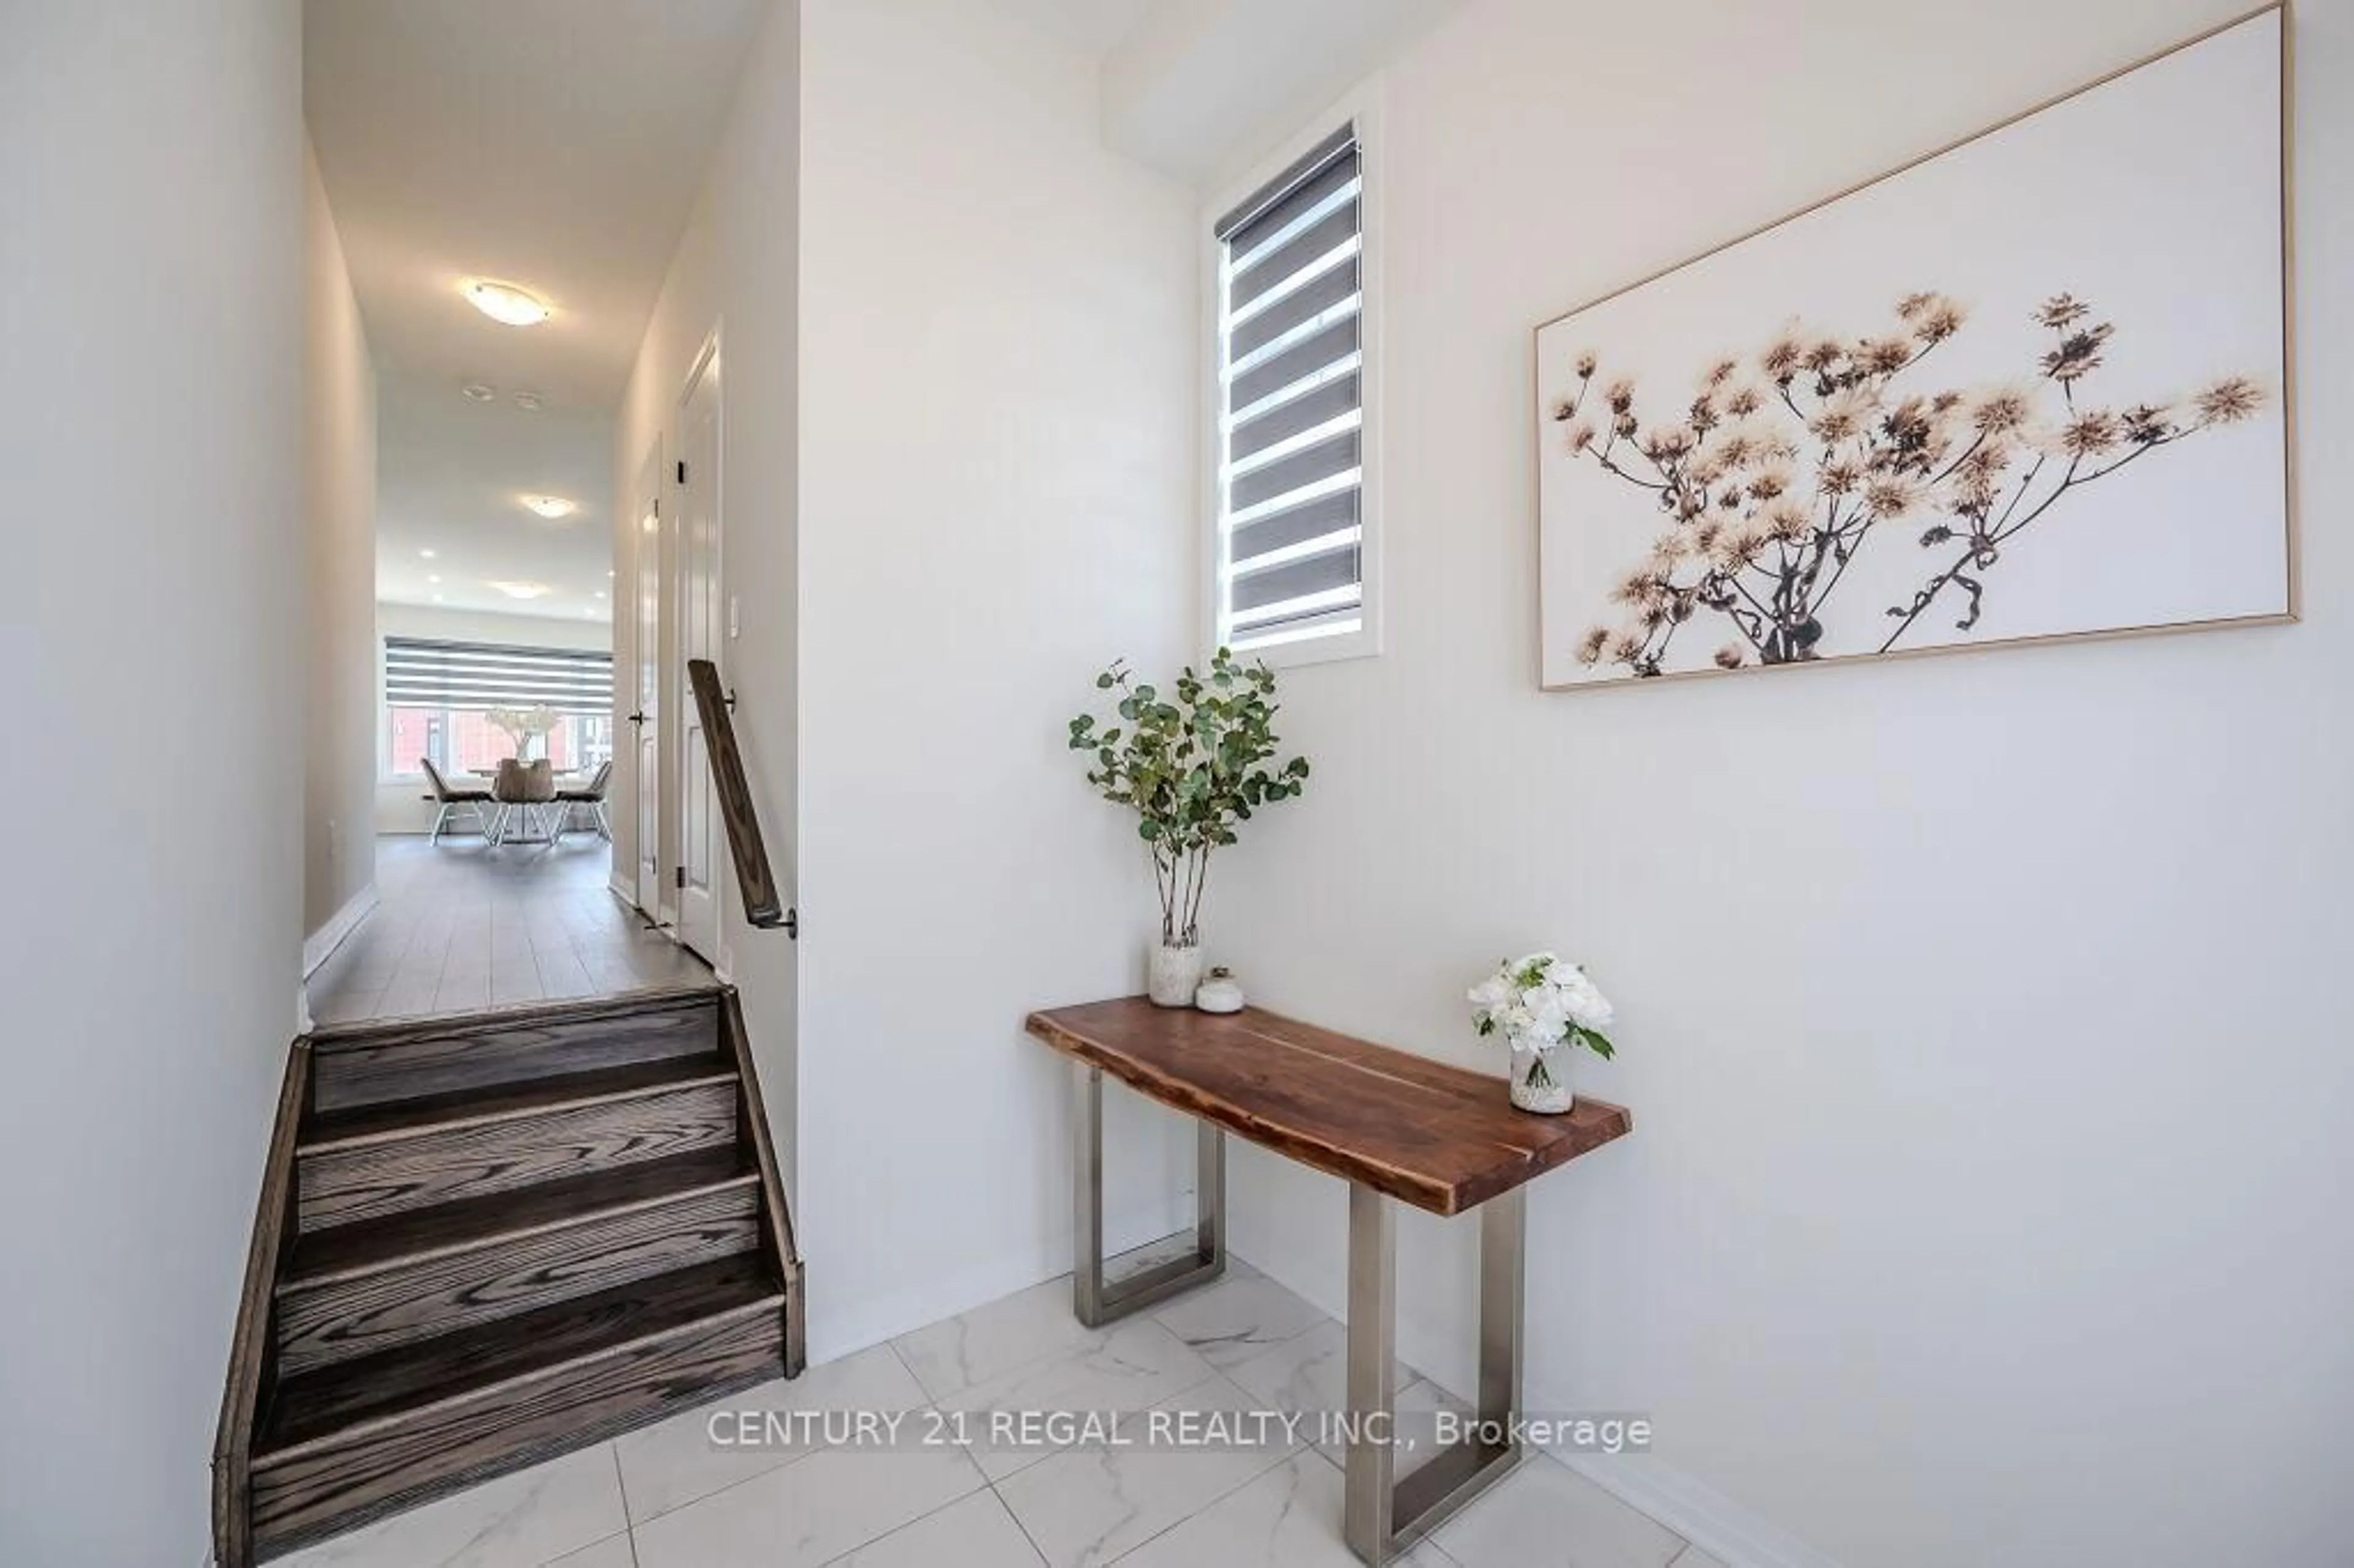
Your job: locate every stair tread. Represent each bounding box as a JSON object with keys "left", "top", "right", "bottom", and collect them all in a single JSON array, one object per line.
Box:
[
  {"left": 303, "top": 1055, "right": 737, "bottom": 1150},
  {"left": 281, "top": 1146, "right": 757, "bottom": 1291},
  {"left": 307, "top": 983, "right": 723, "bottom": 1050},
  {"left": 257, "top": 1255, "right": 782, "bottom": 1459}
]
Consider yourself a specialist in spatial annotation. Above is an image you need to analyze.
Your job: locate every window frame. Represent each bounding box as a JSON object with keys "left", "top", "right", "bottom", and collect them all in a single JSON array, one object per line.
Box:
[
  {"left": 1202, "top": 85, "right": 1385, "bottom": 669},
  {"left": 378, "top": 635, "right": 617, "bottom": 782}
]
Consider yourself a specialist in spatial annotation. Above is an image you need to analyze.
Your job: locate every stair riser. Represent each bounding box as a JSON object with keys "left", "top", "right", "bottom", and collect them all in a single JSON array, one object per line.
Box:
[
  {"left": 298, "top": 1081, "right": 738, "bottom": 1231},
  {"left": 311, "top": 1002, "right": 722, "bottom": 1113},
  {"left": 276, "top": 1182, "right": 762, "bottom": 1375},
  {"left": 251, "top": 1304, "right": 783, "bottom": 1559}
]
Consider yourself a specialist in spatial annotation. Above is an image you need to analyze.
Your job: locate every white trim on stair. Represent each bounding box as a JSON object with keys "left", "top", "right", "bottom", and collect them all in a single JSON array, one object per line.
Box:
[{"left": 302, "top": 884, "right": 379, "bottom": 980}]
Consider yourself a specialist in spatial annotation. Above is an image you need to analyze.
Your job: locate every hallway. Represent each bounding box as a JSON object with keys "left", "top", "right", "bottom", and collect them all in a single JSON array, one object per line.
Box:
[{"left": 307, "top": 837, "right": 712, "bottom": 1025}]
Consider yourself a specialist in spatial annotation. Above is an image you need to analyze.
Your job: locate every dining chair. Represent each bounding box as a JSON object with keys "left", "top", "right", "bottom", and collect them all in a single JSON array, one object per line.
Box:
[
  {"left": 421, "top": 757, "right": 493, "bottom": 845},
  {"left": 555, "top": 759, "right": 616, "bottom": 843}
]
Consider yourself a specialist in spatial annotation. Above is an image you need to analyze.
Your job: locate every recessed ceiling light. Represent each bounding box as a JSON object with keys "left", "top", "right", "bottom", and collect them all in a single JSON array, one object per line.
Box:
[
  {"left": 521, "top": 495, "right": 577, "bottom": 520},
  {"left": 593, "top": 590, "right": 607, "bottom": 599},
  {"left": 462, "top": 381, "right": 497, "bottom": 403},
  {"left": 512, "top": 390, "right": 544, "bottom": 412},
  {"left": 419, "top": 548, "right": 437, "bottom": 559},
  {"left": 490, "top": 580, "right": 553, "bottom": 600},
  {"left": 460, "top": 278, "right": 551, "bottom": 327},
  {"left": 432, "top": 593, "right": 444, "bottom": 603}
]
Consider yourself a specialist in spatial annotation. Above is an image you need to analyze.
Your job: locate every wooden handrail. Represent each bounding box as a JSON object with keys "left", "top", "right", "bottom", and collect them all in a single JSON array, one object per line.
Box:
[{"left": 686, "top": 658, "right": 794, "bottom": 934}]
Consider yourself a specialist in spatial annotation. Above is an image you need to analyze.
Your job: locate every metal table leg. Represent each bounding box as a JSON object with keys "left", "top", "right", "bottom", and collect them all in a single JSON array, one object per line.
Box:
[
  {"left": 1344, "top": 1184, "right": 1526, "bottom": 1564},
  {"left": 1070, "top": 1062, "right": 1226, "bottom": 1327}
]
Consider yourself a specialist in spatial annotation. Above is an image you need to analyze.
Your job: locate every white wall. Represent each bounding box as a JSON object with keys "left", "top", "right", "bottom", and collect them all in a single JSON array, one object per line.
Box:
[
  {"left": 792, "top": 0, "right": 1200, "bottom": 1358},
  {"left": 304, "top": 137, "right": 380, "bottom": 941},
  {"left": 374, "top": 602, "right": 614, "bottom": 834},
  {"left": 614, "top": 0, "right": 802, "bottom": 1189},
  {"left": 1205, "top": 2, "right": 2354, "bottom": 1566},
  {"left": 0, "top": 3, "right": 305, "bottom": 1564}
]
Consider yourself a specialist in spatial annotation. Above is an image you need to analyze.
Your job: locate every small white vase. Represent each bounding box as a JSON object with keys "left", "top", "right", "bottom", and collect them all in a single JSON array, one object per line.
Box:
[
  {"left": 1509, "top": 1042, "right": 1576, "bottom": 1114},
  {"left": 1148, "top": 942, "right": 1206, "bottom": 1008}
]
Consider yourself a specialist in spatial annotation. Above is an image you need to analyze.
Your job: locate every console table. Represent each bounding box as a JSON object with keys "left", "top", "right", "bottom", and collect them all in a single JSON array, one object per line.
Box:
[{"left": 1024, "top": 997, "right": 1632, "bottom": 1565}]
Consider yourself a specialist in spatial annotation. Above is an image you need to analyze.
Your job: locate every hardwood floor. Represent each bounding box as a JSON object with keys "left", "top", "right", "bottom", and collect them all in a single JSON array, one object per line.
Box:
[{"left": 308, "top": 836, "right": 711, "bottom": 1026}]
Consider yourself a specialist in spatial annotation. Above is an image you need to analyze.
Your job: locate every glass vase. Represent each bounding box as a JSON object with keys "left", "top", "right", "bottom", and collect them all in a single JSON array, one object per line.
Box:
[{"left": 1509, "top": 1041, "right": 1575, "bottom": 1114}]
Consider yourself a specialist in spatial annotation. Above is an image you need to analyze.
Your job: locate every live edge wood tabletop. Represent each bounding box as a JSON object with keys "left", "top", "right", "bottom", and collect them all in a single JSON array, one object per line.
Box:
[
  {"left": 1023, "top": 997, "right": 1632, "bottom": 1216},
  {"left": 1024, "top": 995, "right": 1632, "bottom": 1564}
]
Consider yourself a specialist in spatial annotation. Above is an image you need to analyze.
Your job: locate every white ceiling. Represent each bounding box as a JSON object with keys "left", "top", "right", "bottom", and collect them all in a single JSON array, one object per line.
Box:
[
  {"left": 313, "top": 0, "right": 1452, "bottom": 627},
  {"left": 305, "top": 0, "right": 768, "bottom": 413},
  {"left": 307, "top": 0, "right": 765, "bottom": 628},
  {"left": 985, "top": 0, "right": 1159, "bottom": 54},
  {"left": 375, "top": 373, "right": 615, "bottom": 621},
  {"left": 1100, "top": 0, "right": 1465, "bottom": 183}
]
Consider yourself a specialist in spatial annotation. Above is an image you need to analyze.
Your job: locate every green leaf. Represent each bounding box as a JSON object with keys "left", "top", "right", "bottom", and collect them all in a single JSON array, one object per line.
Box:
[{"left": 1578, "top": 1029, "right": 1616, "bottom": 1060}]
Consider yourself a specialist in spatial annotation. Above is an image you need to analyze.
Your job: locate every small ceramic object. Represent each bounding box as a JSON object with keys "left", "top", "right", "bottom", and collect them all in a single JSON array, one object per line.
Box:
[{"left": 1194, "top": 967, "right": 1245, "bottom": 1014}]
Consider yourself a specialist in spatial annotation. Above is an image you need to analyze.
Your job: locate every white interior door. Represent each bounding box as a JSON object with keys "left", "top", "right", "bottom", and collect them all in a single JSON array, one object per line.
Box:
[
  {"left": 676, "top": 339, "right": 724, "bottom": 964},
  {"left": 633, "top": 442, "right": 663, "bottom": 915}
]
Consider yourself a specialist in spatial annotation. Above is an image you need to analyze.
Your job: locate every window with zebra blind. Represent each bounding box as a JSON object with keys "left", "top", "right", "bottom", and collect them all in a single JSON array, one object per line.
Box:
[
  {"left": 1213, "top": 112, "right": 1379, "bottom": 661},
  {"left": 382, "top": 636, "right": 615, "bottom": 779}
]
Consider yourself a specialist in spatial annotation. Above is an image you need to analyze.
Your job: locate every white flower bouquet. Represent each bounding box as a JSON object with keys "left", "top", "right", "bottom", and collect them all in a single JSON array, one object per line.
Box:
[
  {"left": 486, "top": 704, "right": 560, "bottom": 759},
  {"left": 1468, "top": 952, "right": 1615, "bottom": 1112}
]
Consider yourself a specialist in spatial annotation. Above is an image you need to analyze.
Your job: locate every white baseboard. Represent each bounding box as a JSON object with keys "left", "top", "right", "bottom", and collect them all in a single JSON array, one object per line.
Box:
[
  {"left": 302, "top": 884, "right": 379, "bottom": 979},
  {"left": 608, "top": 875, "right": 637, "bottom": 906},
  {"left": 805, "top": 1193, "right": 1195, "bottom": 1368},
  {"left": 1237, "top": 1249, "right": 1843, "bottom": 1568},
  {"left": 1553, "top": 1447, "right": 1847, "bottom": 1568}
]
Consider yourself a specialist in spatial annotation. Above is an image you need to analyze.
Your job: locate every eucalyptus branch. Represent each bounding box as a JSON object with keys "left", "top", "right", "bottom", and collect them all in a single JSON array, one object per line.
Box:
[{"left": 1068, "top": 647, "right": 1310, "bottom": 948}]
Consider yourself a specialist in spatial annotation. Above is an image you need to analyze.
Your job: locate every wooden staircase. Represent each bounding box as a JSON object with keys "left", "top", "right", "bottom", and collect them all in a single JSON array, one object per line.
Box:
[{"left": 213, "top": 984, "right": 805, "bottom": 1566}]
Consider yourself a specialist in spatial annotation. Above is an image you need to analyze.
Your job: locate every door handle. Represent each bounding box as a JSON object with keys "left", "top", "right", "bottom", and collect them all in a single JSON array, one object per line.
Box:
[{"left": 627, "top": 713, "right": 647, "bottom": 724}]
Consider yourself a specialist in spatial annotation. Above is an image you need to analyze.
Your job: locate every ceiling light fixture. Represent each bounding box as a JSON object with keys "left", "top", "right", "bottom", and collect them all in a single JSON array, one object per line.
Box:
[
  {"left": 427, "top": 574, "right": 442, "bottom": 584},
  {"left": 512, "top": 390, "right": 544, "bottom": 412},
  {"left": 490, "top": 580, "right": 553, "bottom": 601},
  {"left": 521, "top": 495, "right": 577, "bottom": 520},
  {"left": 462, "top": 381, "right": 498, "bottom": 403},
  {"left": 419, "top": 548, "right": 438, "bottom": 559},
  {"left": 460, "top": 278, "right": 552, "bottom": 327}
]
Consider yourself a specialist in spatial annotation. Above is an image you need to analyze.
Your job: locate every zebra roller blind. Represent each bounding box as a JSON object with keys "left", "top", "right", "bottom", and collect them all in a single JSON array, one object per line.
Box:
[
  {"left": 1216, "top": 123, "right": 1365, "bottom": 650},
  {"left": 383, "top": 637, "right": 614, "bottom": 715}
]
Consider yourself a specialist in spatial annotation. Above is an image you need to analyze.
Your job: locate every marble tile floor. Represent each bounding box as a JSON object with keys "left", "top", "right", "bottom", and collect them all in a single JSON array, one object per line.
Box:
[
  {"left": 277, "top": 1252, "right": 1717, "bottom": 1568},
  {"left": 305, "top": 835, "right": 714, "bottom": 1027}
]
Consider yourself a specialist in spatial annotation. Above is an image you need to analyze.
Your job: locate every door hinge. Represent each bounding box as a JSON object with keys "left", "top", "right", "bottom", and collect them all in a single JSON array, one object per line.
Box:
[
  {"left": 676, "top": 460, "right": 688, "bottom": 484},
  {"left": 784, "top": 908, "right": 799, "bottom": 940},
  {"left": 674, "top": 865, "right": 687, "bottom": 889}
]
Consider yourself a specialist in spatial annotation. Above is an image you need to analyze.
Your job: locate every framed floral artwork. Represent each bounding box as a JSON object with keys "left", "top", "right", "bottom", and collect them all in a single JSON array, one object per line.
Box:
[{"left": 1534, "top": 5, "right": 2293, "bottom": 690}]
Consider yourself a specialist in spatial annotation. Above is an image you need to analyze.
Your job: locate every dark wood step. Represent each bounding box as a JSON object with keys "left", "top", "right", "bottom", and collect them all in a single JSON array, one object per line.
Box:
[
  {"left": 296, "top": 1059, "right": 741, "bottom": 1232},
  {"left": 308, "top": 986, "right": 724, "bottom": 1114},
  {"left": 275, "top": 1149, "right": 763, "bottom": 1374},
  {"left": 284, "top": 1146, "right": 753, "bottom": 1285},
  {"left": 252, "top": 1257, "right": 784, "bottom": 1558}
]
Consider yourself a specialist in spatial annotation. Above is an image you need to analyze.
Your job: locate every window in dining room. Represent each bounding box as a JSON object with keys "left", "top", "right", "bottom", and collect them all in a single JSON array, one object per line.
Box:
[{"left": 383, "top": 636, "right": 616, "bottom": 778}]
